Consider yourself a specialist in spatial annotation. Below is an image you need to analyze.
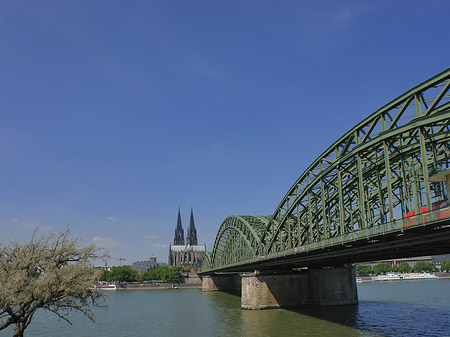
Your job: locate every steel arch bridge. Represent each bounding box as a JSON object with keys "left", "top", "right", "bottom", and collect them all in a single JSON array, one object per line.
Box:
[{"left": 200, "top": 68, "right": 450, "bottom": 274}]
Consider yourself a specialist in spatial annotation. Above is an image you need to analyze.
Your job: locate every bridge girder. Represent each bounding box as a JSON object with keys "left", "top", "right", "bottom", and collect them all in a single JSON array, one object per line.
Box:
[
  {"left": 201, "top": 68, "right": 450, "bottom": 273},
  {"left": 202, "top": 215, "right": 270, "bottom": 270}
]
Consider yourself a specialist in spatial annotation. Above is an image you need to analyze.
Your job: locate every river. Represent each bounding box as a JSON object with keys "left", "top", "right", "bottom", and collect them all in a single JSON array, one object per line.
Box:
[{"left": 1, "top": 279, "right": 449, "bottom": 336}]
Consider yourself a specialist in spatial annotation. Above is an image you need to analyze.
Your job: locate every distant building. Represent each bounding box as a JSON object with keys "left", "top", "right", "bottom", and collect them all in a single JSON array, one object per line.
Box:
[
  {"left": 377, "top": 256, "right": 432, "bottom": 268},
  {"left": 133, "top": 255, "right": 159, "bottom": 275},
  {"left": 431, "top": 254, "right": 450, "bottom": 268},
  {"left": 168, "top": 208, "right": 206, "bottom": 267}
]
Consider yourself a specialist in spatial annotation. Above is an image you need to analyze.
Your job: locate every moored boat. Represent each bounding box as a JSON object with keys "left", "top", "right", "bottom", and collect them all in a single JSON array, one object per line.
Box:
[
  {"left": 370, "top": 272, "right": 438, "bottom": 282},
  {"left": 94, "top": 283, "right": 118, "bottom": 290},
  {"left": 371, "top": 273, "right": 402, "bottom": 281},
  {"left": 400, "top": 273, "right": 438, "bottom": 280}
]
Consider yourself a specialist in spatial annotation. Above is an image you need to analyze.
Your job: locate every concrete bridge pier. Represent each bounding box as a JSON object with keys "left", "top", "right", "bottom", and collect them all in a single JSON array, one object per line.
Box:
[
  {"left": 241, "top": 266, "right": 358, "bottom": 309},
  {"left": 201, "top": 274, "right": 241, "bottom": 292}
]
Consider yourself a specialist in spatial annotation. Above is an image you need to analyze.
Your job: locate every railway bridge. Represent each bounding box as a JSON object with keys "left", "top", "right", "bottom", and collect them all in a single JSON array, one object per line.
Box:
[{"left": 199, "top": 68, "right": 450, "bottom": 309}]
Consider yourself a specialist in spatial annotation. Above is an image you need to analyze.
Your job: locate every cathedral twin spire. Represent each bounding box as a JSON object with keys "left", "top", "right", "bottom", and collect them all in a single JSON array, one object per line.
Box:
[
  {"left": 186, "top": 208, "right": 198, "bottom": 246},
  {"left": 173, "top": 207, "right": 198, "bottom": 246},
  {"left": 173, "top": 207, "right": 185, "bottom": 245}
]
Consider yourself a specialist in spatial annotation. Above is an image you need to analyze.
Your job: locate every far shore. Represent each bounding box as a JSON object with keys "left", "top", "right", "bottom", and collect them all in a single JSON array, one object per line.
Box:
[
  {"left": 114, "top": 272, "right": 450, "bottom": 289},
  {"left": 120, "top": 283, "right": 201, "bottom": 290},
  {"left": 357, "top": 272, "right": 450, "bottom": 282}
]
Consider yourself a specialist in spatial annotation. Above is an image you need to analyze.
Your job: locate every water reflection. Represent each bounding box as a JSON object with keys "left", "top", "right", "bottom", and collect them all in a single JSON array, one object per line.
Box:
[
  {"left": 207, "top": 291, "right": 370, "bottom": 337},
  {"left": 240, "top": 307, "right": 368, "bottom": 337},
  {"left": 290, "top": 304, "right": 359, "bottom": 329}
]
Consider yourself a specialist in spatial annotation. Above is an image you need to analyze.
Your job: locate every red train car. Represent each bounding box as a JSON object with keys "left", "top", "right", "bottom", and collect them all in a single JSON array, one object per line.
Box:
[{"left": 404, "top": 201, "right": 449, "bottom": 228}]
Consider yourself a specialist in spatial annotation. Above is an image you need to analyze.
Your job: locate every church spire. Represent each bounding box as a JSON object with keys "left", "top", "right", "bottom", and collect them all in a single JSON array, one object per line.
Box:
[
  {"left": 173, "top": 207, "right": 185, "bottom": 245},
  {"left": 186, "top": 207, "right": 198, "bottom": 246}
]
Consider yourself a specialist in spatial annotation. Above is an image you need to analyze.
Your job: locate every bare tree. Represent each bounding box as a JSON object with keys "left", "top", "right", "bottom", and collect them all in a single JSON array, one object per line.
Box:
[{"left": 0, "top": 228, "right": 106, "bottom": 337}]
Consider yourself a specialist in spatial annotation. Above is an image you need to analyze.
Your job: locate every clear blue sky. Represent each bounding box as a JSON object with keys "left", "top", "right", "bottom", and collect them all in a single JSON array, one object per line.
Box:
[{"left": 1, "top": 1, "right": 450, "bottom": 264}]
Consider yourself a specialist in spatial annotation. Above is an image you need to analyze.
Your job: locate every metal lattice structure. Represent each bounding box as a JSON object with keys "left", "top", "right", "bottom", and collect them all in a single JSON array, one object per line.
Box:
[{"left": 200, "top": 68, "right": 450, "bottom": 273}]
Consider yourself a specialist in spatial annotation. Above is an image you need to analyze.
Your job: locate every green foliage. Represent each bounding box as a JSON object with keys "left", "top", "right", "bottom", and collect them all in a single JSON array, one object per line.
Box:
[
  {"left": 182, "top": 263, "right": 192, "bottom": 272},
  {"left": 390, "top": 265, "right": 399, "bottom": 273},
  {"left": 398, "top": 262, "right": 412, "bottom": 273},
  {"left": 102, "top": 266, "right": 138, "bottom": 282},
  {"left": 100, "top": 269, "right": 110, "bottom": 281},
  {"left": 0, "top": 229, "right": 104, "bottom": 337},
  {"left": 373, "top": 262, "right": 391, "bottom": 275},
  {"left": 355, "top": 264, "right": 372, "bottom": 276},
  {"left": 413, "top": 261, "right": 436, "bottom": 272},
  {"left": 141, "top": 266, "right": 181, "bottom": 282},
  {"left": 441, "top": 260, "right": 450, "bottom": 272}
]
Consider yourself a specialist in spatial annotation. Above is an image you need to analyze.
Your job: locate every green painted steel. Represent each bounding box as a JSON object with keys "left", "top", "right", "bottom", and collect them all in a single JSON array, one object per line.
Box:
[{"left": 200, "top": 68, "right": 450, "bottom": 273}]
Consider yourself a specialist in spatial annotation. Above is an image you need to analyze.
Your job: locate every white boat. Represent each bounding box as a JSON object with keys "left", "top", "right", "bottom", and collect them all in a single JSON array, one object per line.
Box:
[
  {"left": 371, "top": 272, "right": 438, "bottom": 282},
  {"left": 400, "top": 273, "right": 438, "bottom": 280},
  {"left": 371, "top": 273, "right": 402, "bottom": 281},
  {"left": 95, "top": 283, "right": 118, "bottom": 290}
]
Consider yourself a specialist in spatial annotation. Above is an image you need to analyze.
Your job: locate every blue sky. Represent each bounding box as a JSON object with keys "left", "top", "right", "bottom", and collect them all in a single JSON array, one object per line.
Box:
[{"left": 1, "top": 1, "right": 450, "bottom": 264}]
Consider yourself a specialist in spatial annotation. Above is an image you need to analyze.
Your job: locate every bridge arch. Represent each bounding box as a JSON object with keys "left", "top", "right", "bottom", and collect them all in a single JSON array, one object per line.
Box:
[
  {"left": 199, "top": 252, "right": 212, "bottom": 271},
  {"left": 262, "top": 68, "right": 450, "bottom": 253},
  {"left": 202, "top": 68, "right": 450, "bottom": 272},
  {"left": 208, "top": 215, "right": 270, "bottom": 270}
]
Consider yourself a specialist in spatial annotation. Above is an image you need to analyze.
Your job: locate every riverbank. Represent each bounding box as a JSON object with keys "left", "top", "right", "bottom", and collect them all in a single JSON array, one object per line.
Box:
[
  {"left": 121, "top": 283, "right": 201, "bottom": 290},
  {"left": 118, "top": 271, "right": 202, "bottom": 290},
  {"left": 118, "top": 272, "right": 450, "bottom": 289}
]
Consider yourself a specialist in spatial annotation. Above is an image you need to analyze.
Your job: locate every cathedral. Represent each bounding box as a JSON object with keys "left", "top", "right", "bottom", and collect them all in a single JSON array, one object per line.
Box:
[{"left": 168, "top": 208, "right": 206, "bottom": 268}]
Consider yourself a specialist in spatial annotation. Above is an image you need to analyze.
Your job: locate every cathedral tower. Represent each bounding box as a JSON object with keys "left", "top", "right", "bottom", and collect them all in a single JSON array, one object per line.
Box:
[
  {"left": 169, "top": 207, "right": 206, "bottom": 267},
  {"left": 186, "top": 207, "right": 198, "bottom": 246},
  {"left": 173, "top": 207, "right": 185, "bottom": 245}
]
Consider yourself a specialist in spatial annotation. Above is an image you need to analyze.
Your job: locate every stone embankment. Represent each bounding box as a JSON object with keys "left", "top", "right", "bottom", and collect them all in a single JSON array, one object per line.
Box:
[{"left": 436, "top": 272, "right": 450, "bottom": 278}]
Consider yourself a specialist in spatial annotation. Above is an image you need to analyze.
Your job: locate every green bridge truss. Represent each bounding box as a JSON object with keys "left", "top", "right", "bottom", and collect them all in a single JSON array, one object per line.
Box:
[{"left": 200, "top": 68, "right": 450, "bottom": 273}]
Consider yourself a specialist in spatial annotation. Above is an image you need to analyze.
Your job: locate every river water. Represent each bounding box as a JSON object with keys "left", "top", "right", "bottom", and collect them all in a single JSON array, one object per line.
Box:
[{"left": 2, "top": 279, "right": 450, "bottom": 336}]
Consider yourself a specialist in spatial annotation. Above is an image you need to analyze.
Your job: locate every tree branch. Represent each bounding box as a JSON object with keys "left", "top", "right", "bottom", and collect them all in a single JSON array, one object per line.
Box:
[{"left": 45, "top": 308, "right": 73, "bottom": 325}]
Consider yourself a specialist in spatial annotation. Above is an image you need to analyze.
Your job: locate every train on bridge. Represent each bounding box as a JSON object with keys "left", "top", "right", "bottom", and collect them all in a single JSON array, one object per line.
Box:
[{"left": 404, "top": 201, "right": 450, "bottom": 228}]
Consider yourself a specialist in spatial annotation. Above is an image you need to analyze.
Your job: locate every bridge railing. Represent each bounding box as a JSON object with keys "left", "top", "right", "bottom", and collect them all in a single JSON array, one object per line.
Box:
[{"left": 293, "top": 206, "right": 450, "bottom": 255}]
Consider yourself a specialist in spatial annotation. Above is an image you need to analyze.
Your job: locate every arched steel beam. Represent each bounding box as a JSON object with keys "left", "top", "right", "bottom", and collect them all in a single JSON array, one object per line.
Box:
[
  {"left": 209, "top": 215, "right": 269, "bottom": 269},
  {"left": 202, "top": 67, "right": 450, "bottom": 272},
  {"left": 262, "top": 68, "right": 450, "bottom": 252},
  {"left": 264, "top": 110, "right": 450, "bottom": 251},
  {"left": 200, "top": 252, "right": 212, "bottom": 271}
]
